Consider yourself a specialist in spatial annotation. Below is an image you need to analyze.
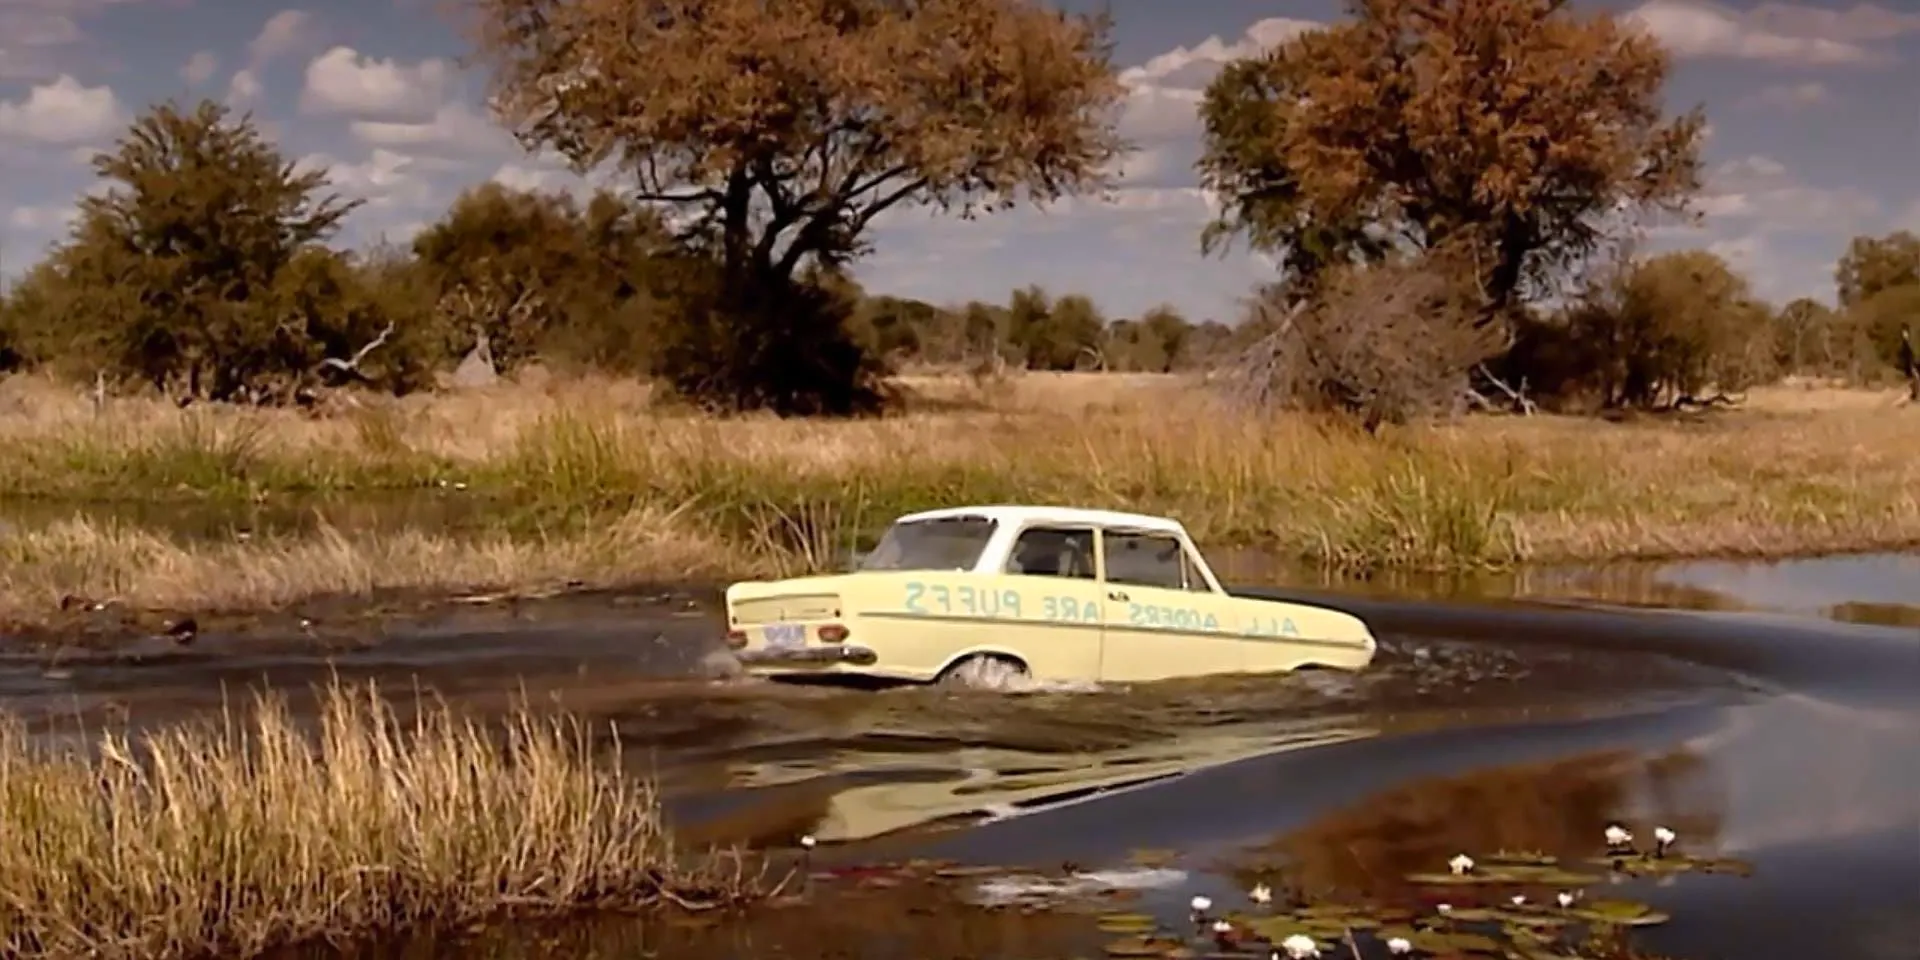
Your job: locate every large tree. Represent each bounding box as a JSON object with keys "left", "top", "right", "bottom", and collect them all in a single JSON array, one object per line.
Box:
[
  {"left": 1834, "top": 230, "right": 1920, "bottom": 308},
  {"left": 22, "top": 100, "right": 412, "bottom": 401},
  {"left": 1197, "top": 0, "right": 1705, "bottom": 324},
  {"left": 466, "top": 0, "right": 1128, "bottom": 414}
]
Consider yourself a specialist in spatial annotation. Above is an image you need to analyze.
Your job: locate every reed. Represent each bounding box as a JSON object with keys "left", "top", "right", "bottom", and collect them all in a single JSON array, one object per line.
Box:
[
  {"left": 2, "top": 371, "right": 1915, "bottom": 608},
  {"left": 0, "top": 679, "right": 755, "bottom": 960}
]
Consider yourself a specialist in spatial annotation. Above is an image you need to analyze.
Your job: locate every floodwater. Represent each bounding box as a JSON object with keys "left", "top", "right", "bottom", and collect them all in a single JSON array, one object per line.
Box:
[{"left": 2, "top": 547, "right": 1916, "bottom": 959}]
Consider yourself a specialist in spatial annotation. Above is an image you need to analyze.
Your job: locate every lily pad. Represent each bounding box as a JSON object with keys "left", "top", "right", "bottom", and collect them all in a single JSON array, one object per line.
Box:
[
  {"left": 1490, "top": 909, "right": 1567, "bottom": 929},
  {"left": 1404, "top": 871, "right": 1503, "bottom": 885},
  {"left": 1105, "top": 935, "right": 1180, "bottom": 957},
  {"left": 1244, "top": 917, "right": 1325, "bottom": 942},
  {"left": 1098, "top": 912, "right": 1159, "bottom": 934},
  {"left": 1295, "top": 904, "right": 1364, "bottom": 918},
  {"left": 1569, "top": 899, "right": 1672, "bottom": 927},
  {"left": 1484, "top": 850, "right": 1559, "bottom": 865},
  {"left": 1406, "top": 864, "right": 1600, "bottom": 886},
  {"left": 1410, "top": 930, "right": 1507, "bottom": 955}
]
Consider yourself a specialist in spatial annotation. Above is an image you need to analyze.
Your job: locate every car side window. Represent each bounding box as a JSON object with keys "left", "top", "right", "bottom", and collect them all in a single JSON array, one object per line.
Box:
[
  {"left": 1005, "top": 526, "right": 1096, "bottom": 579},
  {"left": 1103, "top": 531, "right": 1188, "bottom": 590}
]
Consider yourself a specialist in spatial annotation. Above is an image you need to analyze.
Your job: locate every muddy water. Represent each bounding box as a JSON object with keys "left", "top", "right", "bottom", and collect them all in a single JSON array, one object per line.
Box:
[{"left": 3, "top": 550, "right": 1916, "bottom": 959}]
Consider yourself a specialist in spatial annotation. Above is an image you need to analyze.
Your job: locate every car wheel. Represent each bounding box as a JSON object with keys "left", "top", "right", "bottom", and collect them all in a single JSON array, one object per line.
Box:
[{"left": 937, "top": 654, "right": 1031, "bottom": 691}]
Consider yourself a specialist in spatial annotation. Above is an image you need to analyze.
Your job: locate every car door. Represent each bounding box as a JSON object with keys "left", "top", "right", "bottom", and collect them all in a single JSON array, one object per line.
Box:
[
  {"left": 994, "top": 523, "right": 1105, "bottom": 680},
  {"left": 1097, "top": 528, "right": 1245, "bottom": 682}
]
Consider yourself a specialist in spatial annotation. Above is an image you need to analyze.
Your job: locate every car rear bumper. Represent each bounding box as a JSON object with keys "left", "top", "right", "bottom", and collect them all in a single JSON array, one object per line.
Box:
[{"left": 734, "top": 644, "right": 879, "bottom": 668}]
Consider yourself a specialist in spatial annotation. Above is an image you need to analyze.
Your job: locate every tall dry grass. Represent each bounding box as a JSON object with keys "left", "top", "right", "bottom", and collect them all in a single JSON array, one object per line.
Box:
[
  {"left": 0, "top": 507, "right": 760, "bottom": 618},
  {"left": 2, "top": 370, "right": 1917, "bottom": 611},
  {"left": 0, "top": 679, "right": 754, "bottom": 960}
]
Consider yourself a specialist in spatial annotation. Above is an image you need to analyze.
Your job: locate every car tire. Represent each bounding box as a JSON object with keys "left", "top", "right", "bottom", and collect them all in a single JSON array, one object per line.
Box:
[{"left": 936, "top": 654, "right": 1031, "bottom": 691}]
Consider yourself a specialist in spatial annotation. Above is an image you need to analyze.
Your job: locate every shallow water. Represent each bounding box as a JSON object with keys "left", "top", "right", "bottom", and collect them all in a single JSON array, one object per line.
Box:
[
  {"left": 1215, "top": 547, "right": 1920, "bottom": 629},
  {"left": 4, "top": 550, "right": 1917, "bottom": 959}
]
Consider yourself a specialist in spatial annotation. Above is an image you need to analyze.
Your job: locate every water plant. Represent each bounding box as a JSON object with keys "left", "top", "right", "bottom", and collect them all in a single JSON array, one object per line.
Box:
[{"left": 0, "top": 679, "right": 758, "bottom": 960}]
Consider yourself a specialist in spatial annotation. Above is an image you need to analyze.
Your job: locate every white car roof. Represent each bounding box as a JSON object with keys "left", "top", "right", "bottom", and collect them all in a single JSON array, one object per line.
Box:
[{"left": 893, "top": 504, "right": 1188, "bottom": 535}]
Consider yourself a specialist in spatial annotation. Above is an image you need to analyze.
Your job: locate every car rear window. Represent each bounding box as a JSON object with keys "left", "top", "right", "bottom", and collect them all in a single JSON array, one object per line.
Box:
[{"left": 859, "top": 516, "right": 998, "bottom": 572}]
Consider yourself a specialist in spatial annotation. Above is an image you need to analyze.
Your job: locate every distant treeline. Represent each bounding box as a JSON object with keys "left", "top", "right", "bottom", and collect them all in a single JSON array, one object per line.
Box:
[{"left": 2, "top": 0, "right": 1917, "bottom": 420}]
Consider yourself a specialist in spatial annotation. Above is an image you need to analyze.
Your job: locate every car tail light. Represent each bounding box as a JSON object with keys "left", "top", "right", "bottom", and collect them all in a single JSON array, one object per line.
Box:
[{"left": 818, "top": 624, "right": 849, "bottom": 643}]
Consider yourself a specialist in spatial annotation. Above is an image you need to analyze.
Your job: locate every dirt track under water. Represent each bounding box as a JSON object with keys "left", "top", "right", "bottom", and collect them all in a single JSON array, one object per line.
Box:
[{"left": 3, "top": 552, "right": 1917, "bottom": 959}]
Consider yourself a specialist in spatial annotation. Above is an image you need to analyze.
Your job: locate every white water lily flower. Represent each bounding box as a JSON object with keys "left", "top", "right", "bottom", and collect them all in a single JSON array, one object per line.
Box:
[
  {"left": 1437, "top": 903, "right": 1453, "bottom": 914},
  {"left": 1556, "top": 891, "right": 1575, "bottom": 908},
  {"left": 799, "top": 835, "right": 817, "bottom": 849},
  {"left": 1280, "top": 933, "right": 1321, "bottom": 958},
  {"left": 1605, "top": 824, "right": 1633, "bottom": 847},
  {"left": 1510, "top": 894, "right": 1527, "bottom": 906},
  {"left": 1213, "top": 919, "right": 1234, "bottom": 933},
  {"left": 1654, "top": 825, "right": 1677, "bottom": 850},
  {"left": 1190, "top": 894, "right": 1213, "bottom": 913},
  {"left": 1448, "top": 853, "right": 1475, "bottom": 875},
  {"left": 1249, "top": 882, "right": 1273, "bottom": 904},
  {"left": 1387, "top": 937, "right": 1414, "bottom": 955}
]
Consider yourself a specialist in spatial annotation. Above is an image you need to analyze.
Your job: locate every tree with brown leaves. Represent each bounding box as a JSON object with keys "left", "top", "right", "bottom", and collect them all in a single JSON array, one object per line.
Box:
[
  {"left": 464, "top": 0, "right": 1128, "bottom": 414},
  {"left": 1197, "top": 0, "right": 1705, "bottom": 325},
  {"left": 13, "top": 100, "right": 424, "bottom": 402}
]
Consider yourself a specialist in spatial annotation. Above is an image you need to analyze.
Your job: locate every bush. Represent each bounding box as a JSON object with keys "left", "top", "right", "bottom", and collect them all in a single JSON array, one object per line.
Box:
[
  {"left": 1222, "top": 258, "right": 1505, "bottom": 430},
  {"left": 1506, "top": 249, "right": 1776, "bottom": 410},
  {"left": 649, "top": 269, "right": 893, "bottom": 416}
]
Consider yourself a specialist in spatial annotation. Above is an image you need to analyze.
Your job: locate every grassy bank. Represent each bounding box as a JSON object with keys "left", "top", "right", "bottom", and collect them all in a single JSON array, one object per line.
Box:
[
  {"left": 0, "top": 679, "right": 753, "bottom": 960},
  {"left": 2, "top": 371, "right": 1916, "bottom": 616},
  {"left": 0, "top": 507, "right": 758, "bottom": 621}
]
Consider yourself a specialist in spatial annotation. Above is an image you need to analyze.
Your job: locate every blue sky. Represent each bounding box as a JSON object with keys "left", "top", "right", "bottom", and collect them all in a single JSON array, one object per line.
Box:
[{"left": 2, "top": 0, "right": 1916, "bottom": 322}]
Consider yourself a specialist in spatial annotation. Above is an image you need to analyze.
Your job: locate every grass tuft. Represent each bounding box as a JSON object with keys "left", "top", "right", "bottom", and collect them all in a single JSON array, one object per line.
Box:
[{"left": 0, "top": 679, "right": 752, "bottom": 960}]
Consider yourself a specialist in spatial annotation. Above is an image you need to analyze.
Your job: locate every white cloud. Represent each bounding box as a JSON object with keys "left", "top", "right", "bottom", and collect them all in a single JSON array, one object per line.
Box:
[
  {"left": 1746, "top": 3, "right": 1920, "bottom": 43},
  {"left": 300, "top": 47, "right": 455, "bottom": 122},
  {"left": 1697, "top": 154, "right": 1880, "bottom": 231},
  {"left": 491, "top": 162, "right": 571, "bottom": 193},
  {"left": 1117, "top": 17, "right": 1321, "bottom": 142},
  {"left": 227, "top": 68, "right": 263, "bottom": 105},
  {"left": 301, "top": 148, "right": 437, "bottom": 210},
  {"left": 349, "top": 101, "right": 516, "bottom": 155},
  {"left": 1120, "top": 18, "right": 1321, "bottom": 90},
  {"left": 1739, "top": 81, "right": 1829, "bottom": 111},
  {"left": 248, "top": 10, "right": 318, "bottom": 67},
  {"left": 1623, "top": 1, "right": 1912, "bottom": 65},
  {"left": 180, "top": 50, "right": 220, "bottom": 86},
  {"left": 0, "top": 75, "right": 123, "bottom": 144}
]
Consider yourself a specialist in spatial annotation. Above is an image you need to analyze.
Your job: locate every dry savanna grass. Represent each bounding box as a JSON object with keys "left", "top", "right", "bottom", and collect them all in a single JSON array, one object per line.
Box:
[
  {"left": 1, "top": 369, "right": 1916, "bottom": 617},
  {"left": 0, "top": 679, "right": 755, "bottom": 960},
  {"left": 0, "top": 507, "right": 756, "bottom": 620}
]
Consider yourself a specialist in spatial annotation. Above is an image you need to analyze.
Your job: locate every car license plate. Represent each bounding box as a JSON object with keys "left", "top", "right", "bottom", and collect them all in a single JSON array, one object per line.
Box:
[{"left": 764, "top": 623, "right": 805, "bottom": 649}]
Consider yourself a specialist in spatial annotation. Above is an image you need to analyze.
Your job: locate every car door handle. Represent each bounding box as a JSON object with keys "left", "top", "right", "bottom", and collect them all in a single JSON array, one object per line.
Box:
[{"left": 1107, "top": 590, "right": 1129, "bottom": 602}]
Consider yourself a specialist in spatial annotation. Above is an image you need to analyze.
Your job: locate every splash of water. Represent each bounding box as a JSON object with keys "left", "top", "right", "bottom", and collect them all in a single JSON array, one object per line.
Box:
[{"left": 942, "top": 656, "right": 1102, "bottom": 694}]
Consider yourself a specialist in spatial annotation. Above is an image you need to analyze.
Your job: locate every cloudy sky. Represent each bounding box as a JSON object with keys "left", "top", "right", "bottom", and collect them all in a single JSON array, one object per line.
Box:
[{"left": 2, "top": 0, "right": 1916, "bottom": 321}]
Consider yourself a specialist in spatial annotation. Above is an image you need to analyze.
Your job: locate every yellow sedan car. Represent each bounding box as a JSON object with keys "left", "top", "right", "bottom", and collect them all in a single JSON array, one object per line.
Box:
[{"left": 720, "top": 505, "right": 1377, "bottom": 686}]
